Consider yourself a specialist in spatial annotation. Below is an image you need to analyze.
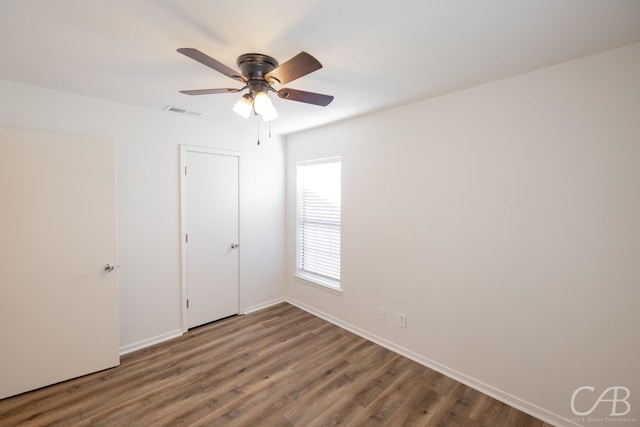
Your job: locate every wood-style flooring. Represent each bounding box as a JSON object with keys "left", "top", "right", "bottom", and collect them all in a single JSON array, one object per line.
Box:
[{"left": 0, "top": 303, "right": 552, "bottom": 426}]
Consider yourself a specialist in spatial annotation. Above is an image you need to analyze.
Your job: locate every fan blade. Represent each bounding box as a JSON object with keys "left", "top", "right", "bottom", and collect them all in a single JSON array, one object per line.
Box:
[
  {"left": 277, "top": 88, "right": 334, "bottom": 106},
  {"left": 177, "top": 48, "right": 246, "bottom": 82},
  {"left": 265, "top": 52, "right": 322, "bottom": 85},
  {"left": 180, "top": 88, "right": 241, "bottom": 95}
]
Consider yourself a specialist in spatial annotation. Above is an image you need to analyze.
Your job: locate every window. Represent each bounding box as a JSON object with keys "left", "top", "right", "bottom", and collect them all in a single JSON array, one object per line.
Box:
[{"left": 296, "top": 157, "right": 341, "bottom": 291}]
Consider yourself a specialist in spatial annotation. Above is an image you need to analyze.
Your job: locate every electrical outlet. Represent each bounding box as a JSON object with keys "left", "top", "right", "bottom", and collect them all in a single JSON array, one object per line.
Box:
[
  {"left": 398, "top": 313, "right": 407, "bottom": 328},
  {"left": 378, "top": 308, "right": 387, "bottom": 321}
]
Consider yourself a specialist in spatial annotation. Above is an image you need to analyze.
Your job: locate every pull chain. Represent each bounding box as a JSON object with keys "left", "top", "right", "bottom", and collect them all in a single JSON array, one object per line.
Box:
[{"left": 256, "top": 119, "right": 272, "bottom": 146}]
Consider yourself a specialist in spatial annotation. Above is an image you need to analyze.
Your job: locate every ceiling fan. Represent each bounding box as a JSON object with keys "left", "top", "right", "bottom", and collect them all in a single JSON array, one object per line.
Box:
[{"left": 177, "top": 48, "right": 334, "bottom": 122}]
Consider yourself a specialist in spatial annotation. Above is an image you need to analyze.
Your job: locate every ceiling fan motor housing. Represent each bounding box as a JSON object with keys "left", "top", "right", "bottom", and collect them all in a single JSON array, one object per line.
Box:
[
  {"left": 237, "top": 53, "right": 279, "bottom": 78},
  {"left": 237, "top": 53, "right": 280, "bottom": 96}
]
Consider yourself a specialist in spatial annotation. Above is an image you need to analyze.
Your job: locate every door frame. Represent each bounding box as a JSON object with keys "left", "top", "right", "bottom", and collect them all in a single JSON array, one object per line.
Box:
[{"left": 179, "top": 145, "right": 243, "bottom": 333}]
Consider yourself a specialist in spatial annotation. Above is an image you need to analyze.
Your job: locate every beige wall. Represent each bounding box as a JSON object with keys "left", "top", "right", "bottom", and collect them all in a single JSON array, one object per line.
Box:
[{"left": 286, "top": 43, "right": 640, "bottom": 425}]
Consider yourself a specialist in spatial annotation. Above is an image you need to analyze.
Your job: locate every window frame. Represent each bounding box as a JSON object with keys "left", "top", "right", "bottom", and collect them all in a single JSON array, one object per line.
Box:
[{"left": 295, "top": 157, "right": 342, "bottom": 293}]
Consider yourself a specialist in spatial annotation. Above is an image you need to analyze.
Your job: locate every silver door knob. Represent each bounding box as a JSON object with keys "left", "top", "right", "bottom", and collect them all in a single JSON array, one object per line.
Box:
[
  {"left": 104, "top": 264, "right": 115, "bottom": 273},
  {"left": 230, "top": 243, "right": 239, "bottom": 249}
]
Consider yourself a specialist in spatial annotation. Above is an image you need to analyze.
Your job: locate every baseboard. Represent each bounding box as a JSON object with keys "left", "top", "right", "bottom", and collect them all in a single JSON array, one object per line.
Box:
[
  {"left": 241, "top": 297, "right": 286, "bottom": 315},
  {"left": 119, "top": 329, "right": 183, "bottom": 356},
  {"left": 285, "top": 297, "right": 571, "bottom": 427},
  {"left": 118, "top": 298, "right": 287, "bottom": 356}
]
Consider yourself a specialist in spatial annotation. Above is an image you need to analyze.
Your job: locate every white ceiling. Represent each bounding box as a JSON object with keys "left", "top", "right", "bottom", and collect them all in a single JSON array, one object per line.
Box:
[{"left": 1, "top": 0, "right": 639, "bottom": 135}]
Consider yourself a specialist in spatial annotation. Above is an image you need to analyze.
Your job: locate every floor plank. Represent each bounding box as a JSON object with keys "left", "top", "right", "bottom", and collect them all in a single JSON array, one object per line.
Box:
[{"left": 0, "top": 303, "right": 552, "bottom": 426}]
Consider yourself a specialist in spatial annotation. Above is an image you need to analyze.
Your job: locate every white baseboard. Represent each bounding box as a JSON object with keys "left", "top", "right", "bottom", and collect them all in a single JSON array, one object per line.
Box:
[
  {"left": 119, "top": 329, "right": 183, "bottom": 356},
  {"left": 285, "top": 297, "right": 571, "bottom": 427},
  {"left": 118, "top": 297, "right": 287, "bottom": 356},
  {"left": 241, "top": 297, "right": 286, "bottom": 315}
]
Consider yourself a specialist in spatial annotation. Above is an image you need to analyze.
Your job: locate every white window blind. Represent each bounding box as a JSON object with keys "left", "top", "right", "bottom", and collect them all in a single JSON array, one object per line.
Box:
[{"left": 297, "top": 157, "right": 341, "bottom": 289}]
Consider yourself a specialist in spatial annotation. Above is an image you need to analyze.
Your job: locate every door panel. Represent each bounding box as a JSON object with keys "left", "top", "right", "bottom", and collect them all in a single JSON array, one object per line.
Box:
[
  {"left": 186, "top": 151, "right": 239, "bottom": 329},
  {"left": 0, "top": 127, "right": 119, "bottom": 399}
]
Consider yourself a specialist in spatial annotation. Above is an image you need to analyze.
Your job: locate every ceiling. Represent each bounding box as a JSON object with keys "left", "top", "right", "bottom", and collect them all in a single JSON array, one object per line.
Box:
[{"left": 1, "top": 1, "right": 639, "bottom": 135}]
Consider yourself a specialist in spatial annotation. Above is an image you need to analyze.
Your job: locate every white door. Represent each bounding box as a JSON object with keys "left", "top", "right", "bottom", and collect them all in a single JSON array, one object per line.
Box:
[
  {"left": 0, "top": 127, "right": 119, "bottom": 400},
  {"left": 185, "top": 150, "right": 239, "bottom": 329}
]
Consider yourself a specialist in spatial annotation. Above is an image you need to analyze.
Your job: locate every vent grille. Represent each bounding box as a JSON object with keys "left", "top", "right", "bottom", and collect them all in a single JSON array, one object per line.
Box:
[{"left": 164, "top": 105, "right": 204, "bottom": 117}]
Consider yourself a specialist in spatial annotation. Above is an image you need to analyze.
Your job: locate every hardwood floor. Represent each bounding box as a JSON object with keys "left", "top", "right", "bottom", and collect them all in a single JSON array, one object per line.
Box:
[{"left": 0, "top": 303, "right": 552, "bottom": 426}]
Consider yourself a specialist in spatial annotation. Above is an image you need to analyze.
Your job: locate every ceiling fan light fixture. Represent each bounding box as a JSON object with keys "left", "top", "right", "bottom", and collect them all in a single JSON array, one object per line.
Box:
[
  {"left": 260, "top": 102, "right": 279, "bottom": 122},
  {"left": 253, "top": 91, "right": 273, "bottom": 116},
  {"left": 232, "top": 93, "right": 253, "bottom": 118}
]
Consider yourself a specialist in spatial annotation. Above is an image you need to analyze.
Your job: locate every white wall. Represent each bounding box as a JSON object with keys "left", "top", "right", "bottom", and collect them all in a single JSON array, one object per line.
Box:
[
  {"left": 285, "top": 43, "right": 640, "bottom": 426},
  {"left": 0, "top": 79, "right": 285, "bottom": 351}
]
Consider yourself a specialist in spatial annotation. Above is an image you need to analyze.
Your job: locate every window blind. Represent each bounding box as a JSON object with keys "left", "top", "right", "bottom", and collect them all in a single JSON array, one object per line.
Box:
[{"left": 297, "top": 158, "right": 341, "bottom": 286}]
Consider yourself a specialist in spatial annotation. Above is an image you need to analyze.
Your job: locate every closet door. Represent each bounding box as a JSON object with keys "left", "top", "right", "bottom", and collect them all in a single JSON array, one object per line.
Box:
[
  {"left": 183, "top": 148, "right": 240, "bottom": 329},
  {"left": 0, "top": 127, "right": 119, "bottom": 399}
]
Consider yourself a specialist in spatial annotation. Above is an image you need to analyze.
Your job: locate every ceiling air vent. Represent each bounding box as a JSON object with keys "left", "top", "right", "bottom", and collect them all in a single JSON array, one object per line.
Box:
[{"left": 164, "top": 105, "right": 204, "bottom": 117}]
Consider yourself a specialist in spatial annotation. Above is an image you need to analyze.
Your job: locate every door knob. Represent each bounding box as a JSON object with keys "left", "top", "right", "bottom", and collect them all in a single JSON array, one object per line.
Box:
[
  {"left": 104, "top": 264, "right": 115, "bottom": 273},
  {"left": 230, "top": 243, "right": 239, "bottom": 249}
]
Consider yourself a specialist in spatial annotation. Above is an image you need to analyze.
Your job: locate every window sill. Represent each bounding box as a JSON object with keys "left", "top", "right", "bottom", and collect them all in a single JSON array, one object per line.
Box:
[{"left": 293, "top": 273, "right": 343, "bottom": 296}]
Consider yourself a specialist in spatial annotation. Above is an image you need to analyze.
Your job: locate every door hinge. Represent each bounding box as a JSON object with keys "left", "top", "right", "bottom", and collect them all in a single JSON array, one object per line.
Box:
[
  {"left": 186, "top": 299, "right": 189, "bottom": 309},
  {"left": 185, "top": 233, "right": 188, "bottom": 243},
  {"left": 184, "top": 166, "right": 187, "bottom": 176}
]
